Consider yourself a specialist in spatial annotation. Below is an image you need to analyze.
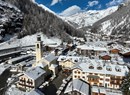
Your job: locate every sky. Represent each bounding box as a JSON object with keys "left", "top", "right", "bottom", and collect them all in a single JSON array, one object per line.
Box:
[{"left": 35, "top": 0, "right": 124, "bottom": 16}]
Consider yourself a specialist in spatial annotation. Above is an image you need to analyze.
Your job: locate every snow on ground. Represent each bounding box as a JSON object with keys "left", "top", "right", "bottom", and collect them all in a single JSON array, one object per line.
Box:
[
  {"left": 0, "top": 33, "right": 61, "bottom": 50},
  {"left": 0, "top": 1, "right": 20, "bottom": 12},
  {"left": 100, "top": 20, "right": 113, "bottom": 36}
]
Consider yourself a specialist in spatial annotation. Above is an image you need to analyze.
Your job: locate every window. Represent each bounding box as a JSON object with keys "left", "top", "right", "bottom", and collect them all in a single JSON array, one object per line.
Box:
[
  {"left": 105, "top": 79, "right": 109, "bottom": 81},
  {"left": 82, "top": 72, "right": 85, "bottom": 74},
  {"left": 89, "top": 66, "right": 94, "bottom": 69},
  {"left": 100, "top": 78, "right": 103, "bottom": 80},
  {"left": 89, "top": 63, "right": 94, "bottom": 69},
  {"left": 78, "top": 76, "right": 80, "bottom": 78},
  {"left": 95, "top": 73, "right": 98, "bottom": 75},
  {"left": 74, "top": 75, "right": 77, "bottom": 78},
  {"left": 74, "top": 71, "right": 77, "bottom": 73},
  {"left": 37, "top": 44, "right": 39, "bottom": 48},
  {"left": 74, "top": 60, "right": 78, "bottom": 62},
  {"left": 97, "top": 66, "right": 102, "bottom": 70},
  {"left": 115, "top": 66, "right": 121, "bottom": 72},
  {"left": 100, "top": 83, "right": 102, "bottom": 86},
  {"left": 78, "top": 71, "right": 80, "bottom": 74},
  {"left": 82, "top": 76, "right": 85, "bottom": 79},
  {"left": 106, "top": 66, "right": 112, "bottom": 71}
]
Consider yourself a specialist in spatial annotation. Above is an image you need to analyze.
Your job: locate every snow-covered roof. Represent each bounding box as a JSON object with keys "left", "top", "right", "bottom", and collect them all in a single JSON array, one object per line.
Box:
[
  {"left": 36, "top": 62, "right": 48, "bottom": 68},
  {"left": 45, "top": 54, "right": 57, "bottom": 62},
  {"left": 24, "top": 66, "right": 46, "bottom": 80},
  {"left": 58, "top": 55, "right": 89, "bottom": 63},
  {"left": 77, "top": 41, "right": 108, "bottom": 51},
  {"left": 92, "top": 86, "right": 123, "bottom": 95},
  {"left": 28, "top": 89, "right": 45, "bottom": 95},
  {"left": 92, "top": 86, "right": 106, "bottom": 94},
  {"left": 5, "top": 86, "right": 45, "bottom": 95},
  {"left": 120, "top": 48, "right": 130, "bottom": 54},
  {"left": 64, "top": 79, "right": 90, "bottom": 95},
  {"left": 8, "top": 55, "right": 31, "bottom": 64},
  {"left": 72, "top": 59, "right": 129, "bottom": 76}
]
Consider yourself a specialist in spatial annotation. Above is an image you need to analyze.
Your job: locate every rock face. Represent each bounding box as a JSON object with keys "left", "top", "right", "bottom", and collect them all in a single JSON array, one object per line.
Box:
[
  {"left": 1, "top": 0, "right": 84, "bottom": 42},
  {"left": 91, "top": 2, "right": 130, "bottom": 41}
]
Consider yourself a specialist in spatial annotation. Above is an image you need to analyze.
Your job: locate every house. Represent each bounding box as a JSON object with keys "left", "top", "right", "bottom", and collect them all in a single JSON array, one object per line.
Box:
[
  {"left": 77, "top": 42, "right": 108, "bottom": 57},
  {"left": 64, "top": 79, "right": 90, "bottom": 95},
  {"left": 99, "top": 53, "right": 111, "bottom": 60},
  {"left": 72, "top": 59, "right": 129, "bottom": 89},
  {"left": 110, "top": 48, "right": 120, "bottom": 54},
  {"left": 58, "top": 56, "right": 88, "bottom": 70},
  {"left": 17, "top": 66, "right": 46, "bottom": 91},
  {"left": 119, "top": 48, "right": 130, "bottom": 57}
]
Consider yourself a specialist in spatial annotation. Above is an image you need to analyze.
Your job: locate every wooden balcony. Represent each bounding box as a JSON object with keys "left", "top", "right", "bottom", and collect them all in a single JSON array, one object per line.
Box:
[{"left": 18, "top": 82, "right": 34, "bottom": 88}]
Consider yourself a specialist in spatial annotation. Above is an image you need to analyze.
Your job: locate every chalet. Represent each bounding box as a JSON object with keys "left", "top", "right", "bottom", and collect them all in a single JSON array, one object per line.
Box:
[
  {"left": 119, "top": 48, "right": 130, "bottom": 57},
  {"left": 99, "top": 53, "right": 111, "bottom": 60},
  {"left": 77, "top": 42, "right": 108, "bottom": 57},
  {"left": 17, "top": 66, "right": 46, "bottom": 91},
  {"left": 58, "top": 56, "right": 85, "bottom": 70},
  {"left": 110, "top": 48, "right": 120, "bottom": 54}
]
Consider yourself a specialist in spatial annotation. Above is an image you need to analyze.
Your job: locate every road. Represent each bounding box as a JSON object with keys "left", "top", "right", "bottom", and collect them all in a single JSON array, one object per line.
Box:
[{"left": 41, "top": 71, "right": 67, "bottom": 95}]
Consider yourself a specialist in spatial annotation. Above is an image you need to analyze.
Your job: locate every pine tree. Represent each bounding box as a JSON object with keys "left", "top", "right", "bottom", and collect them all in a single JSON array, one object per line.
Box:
[{"left": 121, "top": 72, "right": 130, "bottom": 95}]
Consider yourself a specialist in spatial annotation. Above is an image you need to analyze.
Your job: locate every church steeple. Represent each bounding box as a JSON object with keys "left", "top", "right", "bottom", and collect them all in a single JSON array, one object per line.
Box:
[{"left": 35, "top": 35, "right": 43, "bottom": 63}]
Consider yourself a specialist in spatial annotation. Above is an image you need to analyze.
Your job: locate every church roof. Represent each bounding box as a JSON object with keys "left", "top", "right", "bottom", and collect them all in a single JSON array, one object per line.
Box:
[{"left": 45, "top": 54, "right": 57, "bottom": 62}]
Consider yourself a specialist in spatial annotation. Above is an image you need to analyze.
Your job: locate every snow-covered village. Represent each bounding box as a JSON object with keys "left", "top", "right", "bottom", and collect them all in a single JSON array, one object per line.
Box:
[{"left": 0, "top": 0, "right": 130, "bottom": 95}]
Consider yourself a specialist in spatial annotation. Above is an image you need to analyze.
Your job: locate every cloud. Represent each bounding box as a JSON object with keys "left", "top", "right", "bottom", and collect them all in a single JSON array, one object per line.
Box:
[
  {"left": 97, "top": 4, "right": 102, "bottom": 9},
  {"left": 51, "top": 0, "right": 61, "bottom": 6},
  {"left": 106, "top": 0, "right": 123, "bottom": 7},
  {"left": 59, "top": 5, "right": 81, "bottom": 16},
  {"left": 87, "top": 0, "right": 99, "bottom": 7}
]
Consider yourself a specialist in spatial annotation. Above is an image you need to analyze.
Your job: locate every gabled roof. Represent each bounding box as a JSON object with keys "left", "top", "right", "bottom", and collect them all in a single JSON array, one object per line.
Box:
[
  {"left": 64, "top": 79, "right": 90, "bottom": 95},
  {"left": 24, "top": 66, "right": 46, "bottom": 80},
  {"left": 45, "top": 54, "right": 57, "bottom": 62}
]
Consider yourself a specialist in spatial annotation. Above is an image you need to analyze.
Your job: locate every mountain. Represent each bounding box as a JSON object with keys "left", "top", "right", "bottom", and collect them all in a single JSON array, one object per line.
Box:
[
  {"left": 91, "top": 2, "right": 130, "bottom": 41},
  {"left": 0, "top": 1, "right": 23, "bottom": 42},
  {"left": 0, "top": 0, "right": 84, "bottom": 42},
  {"left": 61, "top": 6, "right": 118, "bottom": 29}
]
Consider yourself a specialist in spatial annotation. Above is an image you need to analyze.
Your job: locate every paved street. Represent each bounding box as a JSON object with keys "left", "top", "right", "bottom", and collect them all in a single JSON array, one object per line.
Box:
[{"left": 41, "top": 71, "right": 67, "bottom": 95}]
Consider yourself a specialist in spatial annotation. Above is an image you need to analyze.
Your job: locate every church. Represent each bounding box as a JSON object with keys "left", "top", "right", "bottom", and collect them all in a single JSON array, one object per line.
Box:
[{"left": 33, "top": 35, "right": 58, "bottom": 76}]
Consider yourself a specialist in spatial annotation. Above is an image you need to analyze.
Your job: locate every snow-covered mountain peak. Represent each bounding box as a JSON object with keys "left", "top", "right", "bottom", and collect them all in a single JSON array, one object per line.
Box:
[{"left": 61, "top": 6, "right": 118, "bottom": 28}]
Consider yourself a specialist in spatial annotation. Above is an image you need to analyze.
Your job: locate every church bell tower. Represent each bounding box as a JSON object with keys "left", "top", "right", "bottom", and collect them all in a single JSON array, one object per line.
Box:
[{"left": 36, "top": 35, "right": 43, "bottom": 63}]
